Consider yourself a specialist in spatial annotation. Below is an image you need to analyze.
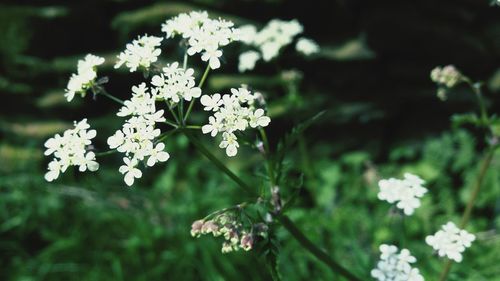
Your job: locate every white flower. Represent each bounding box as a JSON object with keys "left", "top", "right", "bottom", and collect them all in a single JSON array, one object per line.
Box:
[
  {"left": 201, "top": 46, "right": 223, "bottom": 69},
  {"left": 119, "top": 157, "right": 142, "bottom": 186},
  {"left": 237, "top": 25, "right": 257, "bottom": 44},
  {"left": 115, "top": 35, "right": 163, "bottom": 72},
  {"left": 64, "top": 54, "right": 105, "bottom": 102},
  {"left": 430, "top": 65, "right": 463, "bottom": 88},
  {"left": 200, "top": 86, "right": 270, "bottom": 156},
  {"left": 44, "top": 119, "right": 99, "bottom": 181},
  {"left": 146, "top": 143, "right": 170, "bottom": 167},
  {"left": 219, "top": 132, "right": 239, "bottom": 157},
  {"left": 162, "top": 11, "right": 239, "bottom": 69},
  {"left": 371, "top": 244, "right": 424, "bottom": 281},
  {"left": 377, "top": 173, "right": 428, "bottom": 215},
  {"left": 249, "top": 108, "right": 271, "bottom": 128},
  {"left": 238, "top": 50, "right": 260, "bottom": 72},
  {"left": 200, "top": 93, "right": 223, "bottom": 111},
  {"left": 425, "top": 222, "right": 475, "bottom": 262},
  {"left": 150, "top": 62, "right": 201, "bottom": 103},
  {"left": 108, "top": 83, "right": 170, "bottom": 186},
  {"left": 295, "top": 37, "right": 320, "bottom": 56}
]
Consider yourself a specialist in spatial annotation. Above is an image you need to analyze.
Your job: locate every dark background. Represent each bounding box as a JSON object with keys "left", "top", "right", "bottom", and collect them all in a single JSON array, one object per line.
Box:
[{"left": 1, "top": 1, "right": 500, "bottom": 280}]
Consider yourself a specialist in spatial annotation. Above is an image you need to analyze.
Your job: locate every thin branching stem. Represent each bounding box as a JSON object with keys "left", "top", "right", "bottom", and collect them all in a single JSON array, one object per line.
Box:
[
  {"left": 93, "top": 86, "right": 125, "bottom": 105},
  {"left": 438, "top": 147, "right": 496, "bottom": 281},
  {"left": 183, "top": 129, "right": 362, "bottom": 281},
  {"left": 184, "top": 65, "right": 211, "bottom": 123},
  {"left": 95, "top": 150, "right": 118, "bottom": 157},
  {"left": 259, "top": 128, "right": 276, "bottom": 186}
]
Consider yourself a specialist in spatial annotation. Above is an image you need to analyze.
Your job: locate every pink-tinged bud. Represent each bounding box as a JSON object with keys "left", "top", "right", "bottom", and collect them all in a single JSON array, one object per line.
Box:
[
  {"left": 191, "top": 219, "right": 204, "bottom": 237},
  {"left": 201, "top": 220, "right": 219, "bottom": 235},
  {"left": 240, "top": 233, "right": 254, "bottom": 251}
]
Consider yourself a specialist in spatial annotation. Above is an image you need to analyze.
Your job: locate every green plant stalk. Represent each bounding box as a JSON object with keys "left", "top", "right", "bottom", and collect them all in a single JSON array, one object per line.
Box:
[
  {"left": 438, "top": 147, "right": 496, "bottom": 281},
  {"left": 259, "top": 128, "right": 276, "bottom": 186},
  {"left": 93, "top": 86, "right": 125, "bottom": 105},
  {"left": 183, "top": 130, "right": 362, "bottom": 281},
  {"left": 184, "top": 65, "right": 211, "bottom": 123}
]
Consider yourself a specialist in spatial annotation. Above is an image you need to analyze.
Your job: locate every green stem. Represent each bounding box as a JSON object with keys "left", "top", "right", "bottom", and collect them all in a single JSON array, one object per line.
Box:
[
  {"left": 166, "top": 101, "right": 181, "bottom": 124},
  {"left": 156, "top": 129, "right": 179, "bottom": 143},
  {"left": 259, "top": 128, "right": 276, "bottom": 186},
  {"left": 276, "top": 215, "right": 362, "bottom": 281},
  {"left": 198, "top": 64, "right": 211, "bottom": 88},
  {"left": 184, "top": 131, "right": 255, "bottom": 196},
  {"left": 183, "top": 65, "right": 211, "bottom": 123},
  {"left": 438, "top": 147, "right": 496, "bottom": 281},
  {"left": 163, "top": 119, "right": 179, "bottom": 128},
  {"left": 183, "top": 130, "right": 362, "bottom": 281},
  {"left": 465, "top": 80, "right": 489, "bottom": 125},
  {"left": 95, "top": 150, "right": 117, "bottom": 157},
  {"left": 97, "top": 87, "right": 125, "bottom": 105}
]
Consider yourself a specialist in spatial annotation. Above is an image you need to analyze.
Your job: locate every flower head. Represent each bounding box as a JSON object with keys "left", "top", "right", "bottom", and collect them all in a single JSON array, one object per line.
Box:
[
  {"left": 44, "top": 119, "right": 99, "bottom": 181},
  {"left": 371, "top": 244, "right": 424, "bottom": 281},
  {"left": 162, "top": 11, "right": 240, "bottom": 69},
  {"left": 378, "top": 173, "right": 428, "bottom": 215},
  {"left": 425, "top": 222, "right": 475, "bottom": 262},
  {"left": 295, "top": 37, "right": 320, "bottom": 56},
  {"left": 150, "top": 62, "right": 201, "bottom": 103},
  {"left": 115, "top": 35, "right": 163, "bottom": 72},
  {"left": 200, "top": 86, "right": 271, "bottom": 157},
  {"left": 65, "top": 54, "right": 105, "bottom": 101},
  {"left": 108, "top": 83, "right": 169, "bottom": 186}
]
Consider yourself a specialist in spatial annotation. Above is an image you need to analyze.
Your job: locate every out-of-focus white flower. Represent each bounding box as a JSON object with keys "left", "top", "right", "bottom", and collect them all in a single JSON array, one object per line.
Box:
[
  {"left": 161, "top": 11, "right": 240, "bottom": 70},
  {"left": 430, "top": 65, "right": 463, "bottom": 88},
  {"left": 237, "top": 20, "right": 319, "bottom": 68},
  {"left": 378, "top": 173, "right": 428, "bottom": 215},
  {"left": 65, "top": 54, "right": 105, "bottom": 102},
  {"left": 425, "top": 222, "right": 475, "bottom": 262},
  {"left": 371, "top": 244, "right": 424, "bottom": 281},
  {"left": 44, "top": 119, "right": 99, "bottom": 181},
  {"left": 295, "top": 37, "right": 320, "bottom": 56},
  {"left": 200, "top": 86, "right": 270, "bottom": 157},
  {"left": 150, "top": 62, "right": 201, "bottom": 103},
  {"left": 238, "top": 50, "right": 260, "bottom": 72},
  {"left": 108, "top": 83, "right": 169, "bottom": 186},
  {"left": 115, "top": 35, "right": 163, "bottom": 72}
]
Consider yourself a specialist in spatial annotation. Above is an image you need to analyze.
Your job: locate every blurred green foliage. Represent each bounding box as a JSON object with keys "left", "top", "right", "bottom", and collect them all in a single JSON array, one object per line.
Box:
[{"left": 1, "top": 0, "right": 500, "bottom": 280}]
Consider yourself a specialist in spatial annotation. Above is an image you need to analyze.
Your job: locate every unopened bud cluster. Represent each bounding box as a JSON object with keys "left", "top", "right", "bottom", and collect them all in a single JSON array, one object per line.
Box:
[{"left": 191, "top": 213, "right": 267, "bottom": 253}]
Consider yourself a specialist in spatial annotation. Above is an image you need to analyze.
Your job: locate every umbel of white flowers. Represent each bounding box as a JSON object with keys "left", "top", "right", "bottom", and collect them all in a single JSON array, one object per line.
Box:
[
  {"left": 371, "top": 244, "right": 424, "bottom": 281},
  {"left": 44, "top": 119, "right": 99, "bottom": 182},
  {"left": 107, "top": 83, "right": 170, "bottom": 186},
  {"left": 64, "top": 54, "right": 105, "bottom": 102},
  {"left": 237, "top": 19, "right": 320, "bottom": 72},
  {"left": 161, "top": 11, "right": 241, "bottom": 69},
  {"left": 200, "top": 86, "right": 271, "bottom": 157},
  {"left": 377, "top": 173, "right": 428, "bottom": 215},
  {"left": 425, "top": 222, "right": 475, "bottom": 262}
]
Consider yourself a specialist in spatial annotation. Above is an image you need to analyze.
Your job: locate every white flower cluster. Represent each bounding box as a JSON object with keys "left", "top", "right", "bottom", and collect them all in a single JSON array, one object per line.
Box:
[
  {"left": 295, "top": 37, "right": 320, "bottom": 56},
  {"left": 378, "top": 173, "right": 428, "bottom": 215},
  {"left": 161, "top": 11, "right": 240, "bottom": 69},
  {"left": 200, "top": 87, "right": 271, "bottom": 157},
  {"left": 107, "top": 83, "right": 170, "bottom": 186},
  {"left": 151, "top": 62, "right": 201, "bottom": 103},
  {"left": 65, "top": 54, "right": 105, "bottom": 102},
  {"left": 371, "top": 244, "right": 424, "bottom": 281},
  {"left": 430, "top": 65, "right": 463, "bottom": 88},
  {"left": 237, "top": 19, "right": 319, "bottom": 72},
  {"left": 115, "top": 35, "right": 163, "bottom": 72},
  {"left": 44, "top": 119, "right": 99, "bottom": 182},
  {"left": 425, "top": 222, "right": 475, "bottom": 262}
]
